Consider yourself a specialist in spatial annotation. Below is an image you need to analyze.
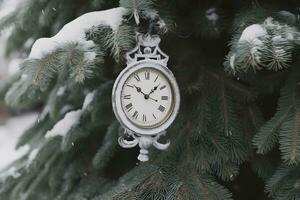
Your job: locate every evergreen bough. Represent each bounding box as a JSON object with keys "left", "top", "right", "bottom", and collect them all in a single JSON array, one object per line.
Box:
[{"left": 0, "top": 0, "right": 300, "bottom": 199}]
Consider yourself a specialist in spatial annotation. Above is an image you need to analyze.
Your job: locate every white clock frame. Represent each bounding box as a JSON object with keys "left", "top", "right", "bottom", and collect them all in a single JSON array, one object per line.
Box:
[{"left": 112, "top": 34, "right": 180, "bottom": 161}]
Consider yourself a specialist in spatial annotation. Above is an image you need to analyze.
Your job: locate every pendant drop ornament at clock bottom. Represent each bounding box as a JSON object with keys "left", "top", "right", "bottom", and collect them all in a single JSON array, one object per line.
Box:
[{"left": 112, "top": 33, "right": 180, "bottom": 162}]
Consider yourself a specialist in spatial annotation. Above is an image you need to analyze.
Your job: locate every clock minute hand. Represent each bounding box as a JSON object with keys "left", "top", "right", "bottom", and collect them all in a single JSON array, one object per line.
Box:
[
  {"left": 134, "top": 85, "right": 149, "bottom": 99},
  {"left": 149, "top": 96, "right": 158, "bottom": 102}
]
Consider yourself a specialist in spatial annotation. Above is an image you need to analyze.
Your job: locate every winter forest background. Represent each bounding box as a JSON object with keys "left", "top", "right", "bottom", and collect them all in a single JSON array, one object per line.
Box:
[
  {"left": 0, "top": 0, "right": 37, "bottom": 171},
  {"left": 0, "top": 0, "right": 300, "bottom": 200}
]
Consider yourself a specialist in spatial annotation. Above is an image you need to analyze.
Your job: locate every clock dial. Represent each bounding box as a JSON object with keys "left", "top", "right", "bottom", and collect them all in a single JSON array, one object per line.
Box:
[{"left": 121, "top": 67, "right": 174, "bottom": 128}]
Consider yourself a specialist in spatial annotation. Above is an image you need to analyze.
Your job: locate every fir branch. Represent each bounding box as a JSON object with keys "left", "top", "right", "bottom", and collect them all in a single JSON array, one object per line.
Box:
[
  {"left": 0, "top": 11, "right": 17, "bottom": 35},
  {"left": 119, "top": 0, "right": 155, "bottom": 24},
  {"left": 253, "top": 106, "right": 292, "bottom": 154},
  {"left": 219, "top": 79, "right": 230, "bottom": 135},
  {"left": 291, "top": 112, "right": 300, "bottom": 162},
  {"left": 21, "top": 51, "right": 61, "bottom": 91},
  {"left": 59, "top": 43, "right": 102, "bottom": 84},
  {"left": 92, "top": 121, "right": 120, "bottom": 170},
  {"left": 104, "top": 24, "right": 135, "bottom": 63},
  {"left": 279, "top": 109, "right": 300, "bottom": 164},
  {"left": 253, "top": 67, "right": 300, "bottom": 156},
  {"left": 5, "top": 76, "right": 43, "bottom": 108}
]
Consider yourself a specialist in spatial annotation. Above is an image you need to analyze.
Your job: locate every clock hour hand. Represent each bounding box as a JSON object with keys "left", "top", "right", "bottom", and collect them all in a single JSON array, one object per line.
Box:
[
  {"left": 134, "top": 85, "right": 149, "bottom": 99},
  {"left": 134, "top": 85, "right": 157, "bottom": 101},
  {"left": 148, "top": 84, "right": 161, "bottom": 95},
  {"left": 134, "top": 85, "right": 146, "bottom": 95}
]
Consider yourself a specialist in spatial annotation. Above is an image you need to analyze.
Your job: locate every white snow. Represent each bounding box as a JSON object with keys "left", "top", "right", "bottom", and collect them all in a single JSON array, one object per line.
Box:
[
  {"left": 82, "top": 91, "right": 95, "bottom": 110},
  {"left": 264, "top": 17, "right": 281, "bottom": 29},
  {"left": 84, "top": 51, "right": 97, "bottom": 62},
  {"left": 272, "top": 35, "right": 283, "bottom": 42},
  {"left": 26, "top": 148, "right": 39, "bottom": 167},
  {"left": 60, "top": 104, "right": 73, "bottom": 115},
  {"left": 29, "top": 7, "right": 127, "bottom": 59},
  {"left": 8, "top": 57, "right": 22, "bottom": 75},
  {"left": 0, "top": 166, "right": 21, "bottom": 180},
  {"left": 230, "top": 54, "right": 236, "bottom": 69},
  {"left": 239, "top": 24, "right": 267, "bottom": 43},
  {"left": 56, "top": 86, "right": 66, "bottom": 96},
  {"left": 133, "top": 9, "right": 140, "bottom": 25},
  {"left": 0, "top": 0, "right": 22, "bottom": 19},
  {"left": 45, "top": 110, "right": 81, "bottom": 138},
  {"left": 45, "top": 91, "right": 95, "bottom": 138},
  {"left": 206, "top": 8, "right": 219, "bottom": 25},
  {"left": 0, "top": 113, "right": 37, "bottom": 170},
  {"left": 23, "top": 38, "right": 35, "bottom": 49},
  {"left": 38, "top": 105, "right": 50, "bottom": 122}
]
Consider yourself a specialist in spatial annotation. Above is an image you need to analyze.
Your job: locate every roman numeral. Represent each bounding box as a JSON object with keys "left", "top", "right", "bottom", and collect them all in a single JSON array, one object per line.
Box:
[
  {"left": 161, "top": 96, "right": 168, "bottom": 100},
  {"left": 154, "top": 75, "right": 158, "bottom": 82},
  {"left": 123, "top": 95, "right": 131, "bottom": 99},
  {"left": 142, "top": 114, "right": 147, "bottom": 122},
  {"left": 134, "top": 74, "right": 140, "bottom": 81},
  {"left": 152, "top": 114, "right": 156, "bottom": 119},
  {"left": 132, "top": 111, "right": 139, "bottom": 119},
  {"left": 145, "top": 71, "right": 150, "bottom": 80},
  {"left": 125, "top": 103, "right": 133, "bottom": 110},
  {"left": 160, "top": 85, "right": 166, "bottom": 90},
  {"left": 158, "top": 105, "right": 165, "bottom": 112}
]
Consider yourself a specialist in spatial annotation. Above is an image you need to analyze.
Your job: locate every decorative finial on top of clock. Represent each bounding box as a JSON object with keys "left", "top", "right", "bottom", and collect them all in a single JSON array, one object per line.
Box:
[{"left": 126, "top": 33, "right": 169, "bottom": 65}]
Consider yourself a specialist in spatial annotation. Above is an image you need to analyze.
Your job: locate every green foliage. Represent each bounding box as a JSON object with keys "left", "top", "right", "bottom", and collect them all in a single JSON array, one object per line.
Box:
[
  {"left": 103, "top": 24, "right": 135, "bottom": 63},
  {"left": 266, "top": 165, "right": 300, "bottom": 200},
  {"left": 2, "top": 0, "right": 300, "bottom": 200},
  {"left": 92, "top": 121, "right": 121, "bottom": 170},
  {"left": 225, "top": 17, "right": 299, "bottom": 74},
  {"left": 253, "top": 66, "right": 300, "bottom": 164},
  {"left": 119, "top": 0, "right": 155, "bottom": 24}
]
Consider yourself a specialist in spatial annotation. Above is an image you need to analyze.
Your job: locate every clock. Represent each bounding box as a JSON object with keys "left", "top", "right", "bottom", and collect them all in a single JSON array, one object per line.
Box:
[
  {"left": 112, "top": 34, "right": 180, "bottom": 161},
  {"left": 121, "top": 67, "right": 174, "bottom": 128}
]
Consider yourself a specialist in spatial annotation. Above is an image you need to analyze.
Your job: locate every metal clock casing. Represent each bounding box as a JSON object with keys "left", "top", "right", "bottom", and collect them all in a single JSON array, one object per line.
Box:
[
  {"left": 111, "top": 34, "right": 180, "bottom": 161},
  {"left": 112, "top": 61, "right": 180, "bottom": 135}
]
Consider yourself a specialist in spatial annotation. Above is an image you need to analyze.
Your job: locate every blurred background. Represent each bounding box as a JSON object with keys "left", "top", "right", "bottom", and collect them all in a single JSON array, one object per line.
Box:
[{"left": 0, "top": 0, "right": 37, "bottom": 171}]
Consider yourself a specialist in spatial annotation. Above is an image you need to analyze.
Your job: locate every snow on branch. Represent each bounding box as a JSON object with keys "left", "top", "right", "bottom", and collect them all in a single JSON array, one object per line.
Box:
[
  {"left": 225, "top": 17, "right": 300, "bottom": 73},
  {"left": 45, "top": 91, "right": 95, "bottom": 138},
  {"left": 29, "top": 7, "right": 128, "bottom": 59},
  {"left": 238, "top": 24, "right": 267, "bottom": 44}
]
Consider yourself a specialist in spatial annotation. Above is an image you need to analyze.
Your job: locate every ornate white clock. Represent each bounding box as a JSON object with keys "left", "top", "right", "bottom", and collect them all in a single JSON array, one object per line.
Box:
[{"left": 112, "top": 34, "right": 180, "bottom": 162}]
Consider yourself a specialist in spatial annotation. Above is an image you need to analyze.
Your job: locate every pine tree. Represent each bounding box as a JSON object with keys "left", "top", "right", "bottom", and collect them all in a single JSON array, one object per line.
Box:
[{"left": 0, "top": 0, "right": 300, "bottom": 199}]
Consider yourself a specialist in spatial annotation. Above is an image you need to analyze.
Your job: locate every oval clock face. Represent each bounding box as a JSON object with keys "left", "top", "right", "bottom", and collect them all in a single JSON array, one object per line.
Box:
[{"left": 120, "top": 67, "right": 174, "bottom": 128}]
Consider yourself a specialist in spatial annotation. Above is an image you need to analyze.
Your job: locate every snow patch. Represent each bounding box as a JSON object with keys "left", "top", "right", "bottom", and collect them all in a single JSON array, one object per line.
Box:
[
  {"left": 0, "top": 166, "right": 21, "bottom": 181},
  {"left": 239, "top": 24, "right": 267, "bottom": 43},
  {"left": 8, "top": 58, "right": 22, "bottom": 75},
  {"left": 84, "top": 51, "right": 97, "bottom": 62},
  {"left": 45, "top": 110, "right": 81, "bottom": 138},
  {"left": 60, "top": 104, "right": 73, "bottom": 115},
  {"left": 206, "top": 8, "right": 219, "bottom": 25},
  {"left": 26, "top": 148, "right": 39, "bottom": 167},
  {"left": 0, "top": 113, "right": 37, "bottom": 170},
  {"left": 57, "top": 86, "right": 66, "bottom": 96},
  {"left": 23, "top": 38, "right": 35, "bottom": 49},
  {"left": 45, "top": 91, "right": 95, "bottom": 138},
  {"left": 230, "top": 54, "right": 236, "bottom": 69},
  {"left": 38, "top": 105, "right": 50, "bottom": 122},
  {"left": 29, "top": 7, "right": 127, "bottom": 59},
  {"left": 82, "top": 91, "right": 95, "bottom": 110},
  {"left": 0, "top": 0, "right": 21, "bottom": 19}
]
